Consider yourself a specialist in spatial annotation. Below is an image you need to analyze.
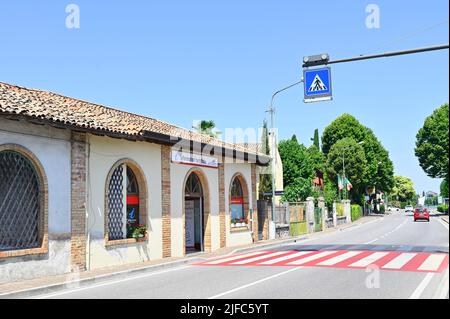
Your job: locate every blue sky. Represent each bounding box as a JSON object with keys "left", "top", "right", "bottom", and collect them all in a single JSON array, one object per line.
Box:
[{"left": 0, "top": 0, "right": 448, "bottom": 193}]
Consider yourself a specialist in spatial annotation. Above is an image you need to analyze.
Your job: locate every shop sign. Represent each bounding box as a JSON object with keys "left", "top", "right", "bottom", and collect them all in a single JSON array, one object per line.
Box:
[{"left": 171, "top": 150, "right": 219, "bottom": 168}]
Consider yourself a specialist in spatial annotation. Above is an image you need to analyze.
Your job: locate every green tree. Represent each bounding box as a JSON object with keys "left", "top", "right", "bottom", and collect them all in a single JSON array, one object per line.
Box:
[
  {"left": 390, "top": 176, "right": 416, "bottom": 202},
  {"left": 415, "top": 103, "right": 449, "bottom": 182},
  {"left": 258, "top": 120, "right": 272, "bottom": 198},
  {"left": 326, "top": 138, "right": 367, "bottom": 203},
  {"left": 192, "top": 120, "right": 220, "bottom": 138},
  {"left": 441, "top": 179, "right": 449, "bottom": 198},
  {"left": 279, "top": 137, "right": 315, "bottom": 202},
  {"left": 311, "top": 129, "right": 320, "bottom": 150},
  {"left": 322, "top": 114, "right": 395, "bottom": 193}
]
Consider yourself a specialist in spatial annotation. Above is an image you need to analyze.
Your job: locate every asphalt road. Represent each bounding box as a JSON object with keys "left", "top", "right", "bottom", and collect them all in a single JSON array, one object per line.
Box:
[{"left": 35, "top": 211, "right": 449, "bottom": 299}]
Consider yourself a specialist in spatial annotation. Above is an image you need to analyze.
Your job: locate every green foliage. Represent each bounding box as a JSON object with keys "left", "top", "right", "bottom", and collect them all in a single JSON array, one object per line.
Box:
[
  {"left": 400, "top": 202, "right": 407, "bottom": 209},
  {"left": 351, "top": 204, "right": 362, "bottom": 221},
  {"left": 258, "top": 120, "right": 272, "bottom": 198},
  {"left": 336, "top": 203, "right": 344, "bottom": 217},
  {"left": 437, "top": 204, "right": 449, "bottom": 213},
  {"left": 379, "top": 205, "right": 385, "bottom": 214},
  {"left": 415, "top": 103, "right": 449, "bottom": 181},
  {"left": 279, "top": 137, "right": 315, "bottom": 202},
  {"left": 440, "top": 179, "right": 449, "bottom": 198},
  {"left": 321, "top": 114, "right": 395, "bottom": 193},
  {"left": 326, "top": 138, "right": 367, "bottom": 203},
  {"left": 311, "top": 129, "right": 320, "bottom": 150},
  {"left": 193, "top": 120, "right": 220, "bottom": 138},
  {"left": 391, "top": 176, "right": 416, "bottom": 202}
]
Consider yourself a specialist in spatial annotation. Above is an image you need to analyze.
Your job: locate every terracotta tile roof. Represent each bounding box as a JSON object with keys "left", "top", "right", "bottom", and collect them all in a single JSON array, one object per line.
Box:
[{"left": 0, "top": 82, "right": 267, "bottom": 158}]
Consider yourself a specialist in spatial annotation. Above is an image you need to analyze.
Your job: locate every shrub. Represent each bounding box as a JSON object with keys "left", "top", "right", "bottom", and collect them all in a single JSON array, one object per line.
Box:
[
  {"left": 336, "top": 203, "right": 345, "bottom": 217},
  {"left": 437, "top": 204, "right": 449, "bottom": 213},
  {"left": 400, "top": 202, "right": 407, "bottom": 209},
  {"left": 379, "top": 205, "right": 386, "bottom": 214},
  {"left": 351, "top": 204, "right": 362, "bottom": 221}
]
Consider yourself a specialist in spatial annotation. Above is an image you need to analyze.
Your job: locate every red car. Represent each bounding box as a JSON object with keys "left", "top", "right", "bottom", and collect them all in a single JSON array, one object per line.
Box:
[{"left": 414, "top": 207, "right": 430, "bottom": 222}]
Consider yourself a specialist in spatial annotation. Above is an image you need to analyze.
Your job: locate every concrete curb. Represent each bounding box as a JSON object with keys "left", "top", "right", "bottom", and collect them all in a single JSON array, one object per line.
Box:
[
  {"left": 0, "top": 215, "right": 380, "bottom": 299},
  {"left": 0, "top": 256, "right": 203, "bottom": 299},
  {"left": 441, "top": 216, "right": 449, "bottom": 224}
]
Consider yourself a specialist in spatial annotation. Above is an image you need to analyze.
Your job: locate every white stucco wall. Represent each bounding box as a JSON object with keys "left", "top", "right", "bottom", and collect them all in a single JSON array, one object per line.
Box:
[
  {"left": 87, "top": 134, "right": 163, "bottom": 270},
  {"left": 0, "top": 118, "right": 72, "bottom": 283},
  {"left": 170, "top": 162, "right": 220, "bottom": 257},
  {"left": 224, "top": 163, "right": 253, "bottom": 247}
]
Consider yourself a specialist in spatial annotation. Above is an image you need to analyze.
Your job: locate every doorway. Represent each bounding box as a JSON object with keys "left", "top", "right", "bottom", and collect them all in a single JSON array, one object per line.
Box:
[{"left": 184, "top": 172, "right": 204, "bottom": 253}]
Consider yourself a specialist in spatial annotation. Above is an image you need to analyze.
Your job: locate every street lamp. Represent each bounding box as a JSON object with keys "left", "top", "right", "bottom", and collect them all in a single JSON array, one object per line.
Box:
[{"left": 266, "top": 78, "right": 304, "bottom": 239}]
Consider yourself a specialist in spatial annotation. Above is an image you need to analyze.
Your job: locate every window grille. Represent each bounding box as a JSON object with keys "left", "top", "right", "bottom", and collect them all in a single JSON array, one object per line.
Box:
[
  {"left": 108, "top": 164, "right": 124, "bottom": 240},
  {"left": 0, "top": 151, "right": 40, "bottom": 251}
]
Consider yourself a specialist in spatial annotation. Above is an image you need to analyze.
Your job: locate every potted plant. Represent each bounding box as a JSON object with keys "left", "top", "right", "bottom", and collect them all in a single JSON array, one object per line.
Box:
[
  {"left": 231, "top": 218, "right": 237, "bottom": 228},
  {"left": 128, "top": 224, "right": 147, "bottom": 239}
]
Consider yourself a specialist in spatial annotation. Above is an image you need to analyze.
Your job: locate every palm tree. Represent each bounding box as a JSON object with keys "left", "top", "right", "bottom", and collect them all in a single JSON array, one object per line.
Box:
[{"left": 193, "top": 120, "right": 221, "bottom": 138}]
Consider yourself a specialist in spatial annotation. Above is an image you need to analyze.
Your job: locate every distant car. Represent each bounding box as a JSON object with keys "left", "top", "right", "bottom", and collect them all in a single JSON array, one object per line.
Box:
[
  {"left": 388, "top": 206, "right": 399, "bottom": 211},
  {"left": 414, "top": 207, "right": 430, "bottom": 222},
  {"left": 405, "top": 205, "right": 414, "bottom": 213}
]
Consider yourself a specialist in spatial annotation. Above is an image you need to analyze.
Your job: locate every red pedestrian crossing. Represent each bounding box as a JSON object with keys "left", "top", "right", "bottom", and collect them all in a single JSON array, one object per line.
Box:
[{"left": 195, "top": 250, "right": 449, "bottom": 273}]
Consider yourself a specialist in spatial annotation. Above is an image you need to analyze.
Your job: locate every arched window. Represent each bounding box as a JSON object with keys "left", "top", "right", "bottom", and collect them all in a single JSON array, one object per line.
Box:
[
  {"left": 0, "top": 150, "right": 42, "bottom": 251},
  {"left": 230, "top": 177, "right": 245, "bottom": 227},
  {"left": 106, "top": 161, "right": 147, "bottom": 242}
]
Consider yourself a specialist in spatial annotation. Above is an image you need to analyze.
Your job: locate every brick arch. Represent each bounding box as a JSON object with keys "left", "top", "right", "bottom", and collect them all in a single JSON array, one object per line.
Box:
[
  {"left": 229, "top": 173, "right": 250, "bottom": 229},
  {"left": 182, "top": 168, "right": 211, "bottom": 254},
  {"left": 104, "top": 158, "right": 148, "bottom": 245},
  {"left": 0, "top": 144, "right": 48, "bottom": 258}
]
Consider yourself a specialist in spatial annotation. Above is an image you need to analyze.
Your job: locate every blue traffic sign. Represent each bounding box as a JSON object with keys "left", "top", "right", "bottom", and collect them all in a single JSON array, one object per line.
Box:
[{"left": 303, "top": 67, "right": 332, "bottom": 102}]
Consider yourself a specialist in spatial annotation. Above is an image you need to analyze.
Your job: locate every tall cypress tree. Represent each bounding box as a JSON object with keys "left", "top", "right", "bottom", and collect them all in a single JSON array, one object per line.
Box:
[{"left": 259, "top": 120, "right": 272, "bottom": 198}]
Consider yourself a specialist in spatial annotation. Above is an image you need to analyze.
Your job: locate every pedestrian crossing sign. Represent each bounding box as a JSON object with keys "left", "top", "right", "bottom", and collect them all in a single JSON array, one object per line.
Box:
[{"left": 303, "top": 67, "right": 332, "bottom": 103}]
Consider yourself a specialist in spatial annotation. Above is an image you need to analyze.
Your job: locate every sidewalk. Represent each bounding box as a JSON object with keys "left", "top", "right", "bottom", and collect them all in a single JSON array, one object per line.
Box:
[
  {"left": 441, "top": 215, "right": 449, "bottom": 224},
  {"left": 0, "top": 215, "right": 380, "bottom": 298}
]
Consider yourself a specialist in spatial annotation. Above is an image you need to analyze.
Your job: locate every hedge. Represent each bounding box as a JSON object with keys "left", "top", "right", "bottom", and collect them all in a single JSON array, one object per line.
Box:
[
  {"left": 437, "top": 204, "right": 449, "bottom": 213},
  {"left": 351, "top": 204, "right": 362, "bottom": 221}
]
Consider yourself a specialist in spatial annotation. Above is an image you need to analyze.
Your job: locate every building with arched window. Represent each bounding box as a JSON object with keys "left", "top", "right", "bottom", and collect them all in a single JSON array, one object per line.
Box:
[{"left": 0, "top": 81, "right": 271, "bottom": 283}]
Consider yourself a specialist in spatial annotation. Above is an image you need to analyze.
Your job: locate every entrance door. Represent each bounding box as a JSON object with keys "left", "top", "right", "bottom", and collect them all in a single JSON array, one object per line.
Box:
[{"left": 185, "top": 172, "right": 204, "bottom": 254}]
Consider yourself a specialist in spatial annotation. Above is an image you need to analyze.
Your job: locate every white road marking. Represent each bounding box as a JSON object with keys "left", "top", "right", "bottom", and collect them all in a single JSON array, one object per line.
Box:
[
  {"left": 34, "top": 265, "right": 192, "bottom": 299},
  {"left": 437, "top": 218, "right": 449, "bottom": 230},
  {"left": 433, "top": 267, "right": 449, "bottom": 299},
  {"left": 410, "top": 273, "right": 435, "bottom": 299},
  {"left": 349, "top": 252, "right": 389, "bottom": 267},
  {"left": 418, "top": 254, "right": 447, "bottom": 272},
  {"left": 258, "top": 251, "right": 313, "bottom": 265},
  {"left": 208, "top": 267, "right": 303, "bottom": 299},
  {"left": 287, "top": 250, "right": 337, "bottom": 265},
  {"left": 317, "top": 251, "right": 363, "bottom": 266},
  {"left": 231, "top": 251, "right": 289, "bottom": 265},
  {"left": 204, "top": 251, "right": 268, "bottom": 265},
  {"left": 382, "top": 253, "right": 417, "bottom": 270}
]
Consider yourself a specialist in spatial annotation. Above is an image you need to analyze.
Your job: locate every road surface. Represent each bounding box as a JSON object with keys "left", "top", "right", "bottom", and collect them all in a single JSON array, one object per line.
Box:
[{"left": 34, "top": 211, "right": 449, "bottom": 299}]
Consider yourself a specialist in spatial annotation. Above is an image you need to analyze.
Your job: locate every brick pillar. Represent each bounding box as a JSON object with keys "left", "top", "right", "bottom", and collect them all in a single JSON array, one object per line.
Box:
[
  {"left": 161, "top": 145, "right": 172, "bottom": 258},
  {"left": 251, "top": 164, "right": 258, "bottom": 242},
  {"left": 218, "top": 162, "right": 226, "bottom": 248},
  {"left": 70, "top": 131, "right": 87, "bottom": 271}
]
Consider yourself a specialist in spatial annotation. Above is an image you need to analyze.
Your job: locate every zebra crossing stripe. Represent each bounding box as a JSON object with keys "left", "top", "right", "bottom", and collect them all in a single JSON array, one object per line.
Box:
[
  {"left": 204, "top": 251, "right": 268, "bottom": 265},
  {"left": 286, "top": 250, "right": 338, "bottom": 265},
  {"left": 382, "top": 253, "right": 417, "bottom": 270},
  {"left": 258, "top": 251, "right": 314, "bottom": 265},
  {"left": 231, "top": 251, "right": 290, "bottom": 265},
  {"left": 418, "top": 254, "right": 447, "bottom": 272},
  {"left": 348, "top": 252, "right": 389, "bottom": 267},
  {"left": 317, "top": 251, "right": 363, "bottom": 266}
]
